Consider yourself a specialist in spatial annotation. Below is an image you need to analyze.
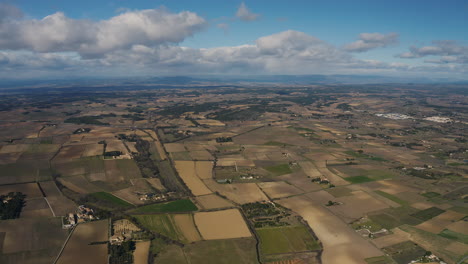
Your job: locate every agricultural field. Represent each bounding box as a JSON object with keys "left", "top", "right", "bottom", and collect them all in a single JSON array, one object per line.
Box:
[
  {"left": 257, "top": 225, "right": 320, "bottom": 255},
  {"left": 133, "top": 213, "right": 201, "bottom": 243},
  {"left": 194, "top": 209, "right": 252, "bottom": 240},
  {"left": 174, "top": 160, "right": 213, "bottom": 196},
  {"left": 0, "top": 82, "right": 466, "bottom": 264},
  {"left": 0, "top": 217, "right": 68, "bottom": 264},
  {"left": 154, "top": 238, "right": 259, "bottom": 264},
  {"left": 57, "top": 220, "right": 109, "bottom": 264},
  {"left": 129, "top": 199, "right": 198, "bottom": 214}
]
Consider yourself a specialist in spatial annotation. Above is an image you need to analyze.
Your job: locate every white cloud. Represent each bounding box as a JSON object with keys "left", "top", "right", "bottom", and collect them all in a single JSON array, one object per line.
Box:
[
  {"left": 0, "top": 8, "right": 206, "bottom": 57},
  {"left": 236, "top": 2, "right": 259, "bottom": 21},
  {"left": 345, "top": 32, "right": 399, "bottom": 52},
  {"left": 397, "top": 41, "right": 468, "bottom": 64}
]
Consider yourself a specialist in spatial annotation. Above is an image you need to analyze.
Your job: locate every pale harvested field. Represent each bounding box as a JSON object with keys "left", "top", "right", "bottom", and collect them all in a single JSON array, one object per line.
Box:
[
  {"left": 203, "top": 180, "right": 268, "bottom": 204},
  {"left": 445, "top": 242, "right": 468, "bottom": 256},
  {"left": 298, "top": 161, "right": 322, "bottom": 177},
  {"left": 371, "top": 228, "right": 411, "bottom": 248},
  {"left": 125, "top": 142, "right": 138, "bottom": 153},
  {"left": 195, "top": 194, "right": 234, "bottom": 210},
  {"left": 113, "top": 219, "right": 140, "bottom": 235},
  {"left": 328, "top": 191, "right": 389, "bottom": 223},
  {"left": 196, "top": 119, "right": 225, "bottom": 126},
  {"left": 360, "top": 179, "right": 418, "bottom": 195},
  {"left": 146, "top": 178, "right": 166, "bottom": 192},
  {"left": 106, "top": 140, "right": 129, "bottom": 155},
  {"left": 277, "top": 195, "right": 384, "bottom": 264},
  {"left": 164, "top": 143, "right": 186, "bottom": 152},
  {"left": 82, "top": 144, "right": 103, "bottom": 157},
  {"left": 415, "top": 210, "right": 465, "bottom": 234},
  {"left": 133, "top": 241, "right": 150, "bottom": 264},
  {"left": 315, "top": 165, "right": 349, "bottom": 186},
  {"left": 0, "top": 183, "right": 43, "bottom": 199},
  {"left": 447, "top": 220, "right": 468, "bottom": 235},
  {"left": 194, "top": 209, "right": 251, "bottom": 240},
  {"left": 0, "top": 144, "right": 29, "bottom": 153},
  {"left": 195, "top": 161, "right": 214, "bottom": 179},
  {"left": 257, "top": 181, "right": 303, "bottom": 199},
  {"left": 57, "top": 220, "right": 108, "bottom": 264},
  {"left": 175, "top": 161, "right": 212, "bottom": 196},
  {"left": 173, "top": 214, "right": 202, "bottom": 242}
]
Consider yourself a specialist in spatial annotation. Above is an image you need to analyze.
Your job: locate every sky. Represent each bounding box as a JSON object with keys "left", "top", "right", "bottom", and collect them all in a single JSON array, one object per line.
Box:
[{"left": 0, "top": 0, "right": 467, "bottom": 80}]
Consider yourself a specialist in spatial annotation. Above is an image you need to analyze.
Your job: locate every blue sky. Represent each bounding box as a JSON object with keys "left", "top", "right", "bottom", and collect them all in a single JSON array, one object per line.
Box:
[{"left": 0, "top": 0, "right": 467, "bottom": 79}]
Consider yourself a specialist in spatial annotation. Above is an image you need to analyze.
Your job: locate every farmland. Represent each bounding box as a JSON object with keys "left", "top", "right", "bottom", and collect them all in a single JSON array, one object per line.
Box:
[
  {"left": 0, "top": 82, "right": 466, "bottom": 264},
  {"left": 57, "top": 220, "right": 109, "bottom": 264},
  {"left": 129, "top": 199, "right": 198, "bottom": 213}
]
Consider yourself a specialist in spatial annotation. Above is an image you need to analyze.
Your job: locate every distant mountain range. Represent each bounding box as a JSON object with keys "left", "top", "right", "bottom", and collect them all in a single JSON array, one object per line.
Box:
[{"left": 0, "top": 74, "right": 467, "bottom": 89}]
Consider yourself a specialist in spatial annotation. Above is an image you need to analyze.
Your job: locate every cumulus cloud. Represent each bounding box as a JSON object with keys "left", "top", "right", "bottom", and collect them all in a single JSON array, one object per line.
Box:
[
  {"left": 0, "top": 8, "right": 206, "bottom": 57},
  {"left": 344, "top": 32, "right": 399, "bottom": 52},
  {"left": 236, "top": 2, "right": 259, "bottom": 21},
  {"left": 397, "top": 40, "right": 468, "bottom": 64}
]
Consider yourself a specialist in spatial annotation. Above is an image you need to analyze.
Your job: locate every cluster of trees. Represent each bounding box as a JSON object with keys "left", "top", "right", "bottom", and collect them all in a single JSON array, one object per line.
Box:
[
  {"left": 0, "top": 192, "right": 26, "bottom": 220},
  {"left": 215, "top": 137, "right": 232, "bottom": 143},
  {"left": 104, "top": 151, "right": 122, "bottom": 157},
  {"left": 109, "top": 241, "right": 135, "bottom": 264},
  {"left": 64, "top": 116, "right": 110, "bottom": 125}
]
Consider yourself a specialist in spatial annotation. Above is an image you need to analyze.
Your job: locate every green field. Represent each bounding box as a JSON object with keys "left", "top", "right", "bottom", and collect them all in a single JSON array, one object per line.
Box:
[
  {"left": 133, "top": 214, "right": 187, "bottom": 242},
  {"left": 382, "top": 241, "right": 426, "bottom": 264},
  {"left": 420, "top": 192, "right": 440, "bottom": 198},
  {"left": 89, "top": 192, "right": 133, "bottom": 207},
  {"left": 154, "top": 238, "right": 259, "bottom": 264},
  {"left": 130, "top": 199, "right": 197, "bottom": 213},
  {"left": 410, "top": 207, "right": 445, "bottom": 221},
  {"left": 345, "top": 175, "right": 374, "bottom": 184},
  {"left": 439, "top": 229, "right": 468, "bottom": 244},
  {"left": 344, "top": 151, "right": 386, "bottom": 161},
  {"left": 257, "top": 225, "right": 320, "bottom": 255},
  {"left": 375, "top": 191, "right": 409, "bottom": 206},
  {"left": 263, "top": 141, "right": 292, "bottom": 146},
  {"left": 369, "top": 207, "right": 423, "bottom": 229},
  {"left": 400, "top": 224, "right": 467, "bottom": 263},
  {"left": 264, "top": 164, "right": 292, "bottom": 176}
]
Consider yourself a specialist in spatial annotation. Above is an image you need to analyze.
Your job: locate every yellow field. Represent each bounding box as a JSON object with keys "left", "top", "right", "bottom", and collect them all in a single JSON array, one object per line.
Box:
[
  {"left": 174, "top": 161, "right": 212, "bottom": 196},
  {"left": 194, "top": 209, "right": 251, "bottom": 240},
  {"left": 173, "top": 214, "right": 202, "bottom": 242},
  {"left": 415, "top": 210, "right": 465, "bottom": 234},
  {"left": 371, "top": 228, "right": 411, "bottom": 248},
  {"left": 82, "top": 144, "right": 104, "bottom": 157},
  {"left": 133, "top": 241, "right": 150, "bottom": 264},
  {"left": 203, "top": 180, "right": 268, "bottom": 204},
  {"left": 195, "top": 161, "right": 214, "bottom": 179},
  {"left": 195, "top": 194, "right": 234, "bottom": 210}
]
